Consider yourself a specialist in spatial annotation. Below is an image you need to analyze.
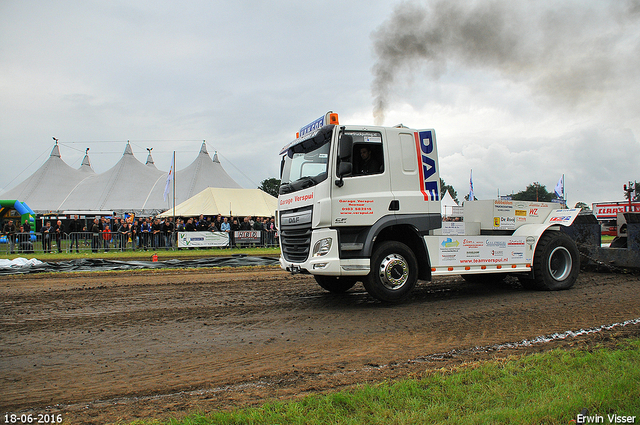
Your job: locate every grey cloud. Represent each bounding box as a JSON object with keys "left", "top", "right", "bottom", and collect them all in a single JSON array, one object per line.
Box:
[{"left": 371, "top": 0, "right": 640, "bottom": 124}]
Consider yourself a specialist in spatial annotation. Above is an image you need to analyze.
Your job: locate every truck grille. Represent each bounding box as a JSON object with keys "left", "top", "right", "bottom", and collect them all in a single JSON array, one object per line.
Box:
[{"left": 280, "top": 225, "right": 312, "bottom": 263}]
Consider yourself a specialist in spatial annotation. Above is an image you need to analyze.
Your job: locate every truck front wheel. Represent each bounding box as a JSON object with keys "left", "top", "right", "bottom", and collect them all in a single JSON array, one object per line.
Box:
[
  {"left": 314, "top": 275, "right": 358, "bottom": 293},
  {"left": 364, "top": 241, "right": 418, "bottom": 302},
  {"left": 532, "top": 231, "right": 579, "bottom": 290}
]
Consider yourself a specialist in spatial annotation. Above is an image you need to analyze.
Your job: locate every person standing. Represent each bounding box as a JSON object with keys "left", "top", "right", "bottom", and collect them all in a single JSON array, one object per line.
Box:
[
  {"left": 163, "top": 217, "right": 174, "bottom": 248},
  {"left": 135, "top": 218, "right": 143, "bottom": 249},
  {"left": 118, "top": 220, "right": 130, "bottom": 251},
  {"left": 3, "top": 220, "right": 16, "bottom": 254},
  {"left": 68, "top": 215, "right": 82, "bottom": 253},
  {"left": 266, "top": 217, "right": 275, "bottom": 247},
  {"left": 220, "top": 217, "right": 230, "bottom": 247},
  {"left": 141, "top": 218, "right": 151, "bottom": 250},
  {"left": 230, "top": 218, "right": 240, "bottom": 248},
  {"left": 22, "top": 219, "right": 31, "bottom": 234},
  {"left": 91, "top": 218, "right": 100, "bottom": 253},
  {"left": 54, "top": 220, "right": 64, "bottom": 253},
  {"left": 42, "top": 221, "right": 52, "bottom": 253},
  {"left": 102, "top": 225, "right": 111, "bottom": 252},
  {"left": 151, "top": 218, "right": 162, "bottom": 248}
]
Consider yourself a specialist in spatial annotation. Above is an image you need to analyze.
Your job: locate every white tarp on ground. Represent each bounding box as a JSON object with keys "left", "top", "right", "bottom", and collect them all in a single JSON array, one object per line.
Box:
[
  {"left": 0, "top": 257, "right": 44, "bottom": 270},
  {"left": 159, "top": 187, "right": 278, "bottom": 218}
]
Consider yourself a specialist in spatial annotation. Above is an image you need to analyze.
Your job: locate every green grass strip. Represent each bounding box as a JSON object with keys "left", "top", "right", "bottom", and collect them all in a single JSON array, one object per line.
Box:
[
  {"left": 149, "top": 338, "right": 640, "bottom": 425},
  {"left": 0, "top": 246, "right": 280, "bottom": 262}
]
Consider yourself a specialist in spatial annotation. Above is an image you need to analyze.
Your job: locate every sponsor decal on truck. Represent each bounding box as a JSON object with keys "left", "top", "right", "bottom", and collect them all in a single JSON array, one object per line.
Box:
[{"left": 414, "top": 130, "right": 439, "bottom": 201}]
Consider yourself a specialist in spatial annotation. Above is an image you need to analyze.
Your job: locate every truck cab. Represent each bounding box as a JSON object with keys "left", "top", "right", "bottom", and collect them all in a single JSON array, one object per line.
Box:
[{"left": 278, "top": 112, "right": 580, "bottom": 302}]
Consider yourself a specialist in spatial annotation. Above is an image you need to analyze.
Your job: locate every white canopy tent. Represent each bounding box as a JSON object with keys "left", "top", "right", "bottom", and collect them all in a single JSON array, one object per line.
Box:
[
  {"left": 159, "top": 187, "right": 277, "bottom": 218},
  {"left": 441, "top": 190, "right": 460, "bottom": 217}
]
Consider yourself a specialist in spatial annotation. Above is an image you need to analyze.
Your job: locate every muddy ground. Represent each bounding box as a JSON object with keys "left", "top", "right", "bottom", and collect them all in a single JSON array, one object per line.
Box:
[{"left": 1, "top": 267, "right": 639, "bottom": 424}]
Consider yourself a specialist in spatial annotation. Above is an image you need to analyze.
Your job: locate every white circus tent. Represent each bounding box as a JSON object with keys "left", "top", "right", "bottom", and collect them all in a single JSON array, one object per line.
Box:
[
  {"left": 2, "top": 144, "right": 95, "bottom": 212},
  {"left": 2, "top": 141, "right": 244, "bottom": 216}
]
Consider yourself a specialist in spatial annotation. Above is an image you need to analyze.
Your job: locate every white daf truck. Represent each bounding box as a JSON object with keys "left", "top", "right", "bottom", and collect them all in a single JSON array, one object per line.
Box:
[{"left": 278, "top": 112, "right": 581, "bottom": 302}]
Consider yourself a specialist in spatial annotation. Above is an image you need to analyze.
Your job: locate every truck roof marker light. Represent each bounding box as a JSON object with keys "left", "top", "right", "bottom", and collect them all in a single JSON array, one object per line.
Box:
[
  {"left": 526, "top": 263, "right": 531, "bottom": 268},
  {"left": 511, "top": 264, "right": 517, "bottom": 268},
  {"left": 448, "top": 267, "right": 454, "bottom": 271},
  {"left": 465, "top": 266, "right": 470, "bottom": 270},
  {"left": 431, "top": 267, "right": 436, "bottom": 272},
  {"left": 329, "top": 113, "right": 339, "bottom": 125},
  {"left": 497, "top": 265, "right": 502, "bottom": 269},
  {"left": 481, "top": 266, "right": 487, "bottom": 270},
  {"left": 296, "top": 132, "right": 299, "bottom": 138}
]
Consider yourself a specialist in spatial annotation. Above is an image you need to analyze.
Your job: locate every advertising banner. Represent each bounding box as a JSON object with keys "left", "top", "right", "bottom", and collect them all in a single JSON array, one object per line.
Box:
[
  {"left": 592, "top": 202, "right": 640, "bottom": 220},
  {"left": 438, "top": 236, "right": 530, "bottom": 265},
  {"left": 234, "top": 230, "right": 262, "bottom": 244},
  {"left": 177, "top": 231, "right": 229, "bottom": 248}
]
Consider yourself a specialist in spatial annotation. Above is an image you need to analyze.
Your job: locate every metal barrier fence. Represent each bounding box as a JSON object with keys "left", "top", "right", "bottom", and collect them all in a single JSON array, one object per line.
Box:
[{"left": 2, "top": 231, "right": 279, "bottom": 254}]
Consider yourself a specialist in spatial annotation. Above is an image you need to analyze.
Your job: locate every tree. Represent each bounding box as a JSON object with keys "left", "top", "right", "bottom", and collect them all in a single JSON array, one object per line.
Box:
[
  {"left": 574, "top": 202, "right": 590, "bottom": 211},
  {"left": 511, "top": 182, "right": 554, "bottom": 202},
  {"left": 440, "top": 178, "right": 459, "bottom": 203},
  {"left": 259, "top": 178, "right": 280, "bottom": 197}
]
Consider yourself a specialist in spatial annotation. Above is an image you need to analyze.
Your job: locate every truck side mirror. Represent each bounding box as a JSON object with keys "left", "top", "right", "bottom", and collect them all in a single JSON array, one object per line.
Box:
[
  {"left": 338, "top": 162, "right": 352, "bottom": 176},
  {"left": 335, "top": 158, "right": 352, "bottom": 187},
  {"left": 335, "top": 134, "right": 353, "bottom": 187},
  {"left": 339, "top": 134, "right": 353, "bottom": 160}
]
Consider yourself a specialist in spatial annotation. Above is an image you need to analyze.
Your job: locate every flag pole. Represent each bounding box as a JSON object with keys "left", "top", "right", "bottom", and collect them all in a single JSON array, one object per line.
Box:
[
  {"left": 562, "top": 173, "right": 567, "bottom": 208},
  {"left": 172, "top": 150, "right": 176, "bottom": 234}
]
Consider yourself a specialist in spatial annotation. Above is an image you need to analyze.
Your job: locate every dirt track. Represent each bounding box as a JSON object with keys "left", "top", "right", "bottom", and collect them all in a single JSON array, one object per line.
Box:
[{"left": 1, "top": 267, "right": 639, "bottom": 424}]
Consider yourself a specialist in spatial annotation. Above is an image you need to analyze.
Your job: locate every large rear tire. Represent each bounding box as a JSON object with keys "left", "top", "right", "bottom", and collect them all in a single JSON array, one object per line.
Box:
[
  {"left": 314, "top": 275, "right": 358, "bottom": 293},
  {"left": 532, "top": 231, "right": 579, "bottom": 290},
  {"left": 364, "top": 241, "right": 418, "bottom": 302}
]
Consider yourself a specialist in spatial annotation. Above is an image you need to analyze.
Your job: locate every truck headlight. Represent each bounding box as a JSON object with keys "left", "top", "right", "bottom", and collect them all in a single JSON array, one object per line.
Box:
[{"left": 312, "top": 238, "right": 332, "bottom": 257}]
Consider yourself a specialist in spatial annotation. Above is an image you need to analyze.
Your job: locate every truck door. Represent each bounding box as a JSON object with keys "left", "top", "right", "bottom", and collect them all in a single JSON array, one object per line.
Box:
[{"left": 331, "top": 129, "right": 392, "bottom": 229}]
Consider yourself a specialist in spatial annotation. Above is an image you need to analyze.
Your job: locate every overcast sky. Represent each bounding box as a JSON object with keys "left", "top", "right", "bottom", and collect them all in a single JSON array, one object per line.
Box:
[{"left": 1, "top": 0, "right": 639, "bottom": 208}]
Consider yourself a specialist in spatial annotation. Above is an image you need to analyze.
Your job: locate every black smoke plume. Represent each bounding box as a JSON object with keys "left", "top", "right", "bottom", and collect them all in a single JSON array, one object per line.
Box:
[{"left": 371, "top": 0, "right": 640, "bottom": 125}]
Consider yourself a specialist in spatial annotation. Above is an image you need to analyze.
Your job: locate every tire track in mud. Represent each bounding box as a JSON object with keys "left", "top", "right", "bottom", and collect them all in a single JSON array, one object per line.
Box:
[{"left": 1, "top": 269, "right": 639, "bottom": 424}]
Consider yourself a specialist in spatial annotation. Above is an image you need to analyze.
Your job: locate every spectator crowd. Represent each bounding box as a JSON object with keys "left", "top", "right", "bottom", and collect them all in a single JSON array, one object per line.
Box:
[{"left": 2, "top": 214, "right": 277, "bottom": 254}]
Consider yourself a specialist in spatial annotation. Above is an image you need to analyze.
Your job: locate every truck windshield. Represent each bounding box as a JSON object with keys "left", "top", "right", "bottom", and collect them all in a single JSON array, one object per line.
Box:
[{"left": 280, "top": 128, "right": 332, "bottom": 194}]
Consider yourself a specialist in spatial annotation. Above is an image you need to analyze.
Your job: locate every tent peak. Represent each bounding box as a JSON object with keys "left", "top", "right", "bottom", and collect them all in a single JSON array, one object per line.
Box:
[
  {"left": 123, "top": 142, "right": 133, "bottom": 156},
  {"left": 81, "top": 155, "right": 91, "bottom": 168},
  {"left": 212, "top": 151, "right": 220, "bottom": 163},
  {"left": 200, "top": 141, "right": 208, "bottom": 155},
  {"left": 50, "top": 144, "right": 61, "bottom": 158},
  {"left": 145, "top": 147, "right": 156, "bottom": 167}
]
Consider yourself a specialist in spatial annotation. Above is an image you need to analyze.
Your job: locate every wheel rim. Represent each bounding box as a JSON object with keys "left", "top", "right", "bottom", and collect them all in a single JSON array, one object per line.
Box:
[
  {"left": 378, "top": 253, "right": 409, "bottom": 290},
  {"left": 548, "top": 246, "right": 572, "bottom": 281}
]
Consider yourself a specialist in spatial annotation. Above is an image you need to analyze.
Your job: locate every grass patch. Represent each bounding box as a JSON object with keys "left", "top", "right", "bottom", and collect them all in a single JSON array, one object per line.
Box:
[
  {"left": 0, "top": 246, "right": 280, "bottom": 262},
  {"left": 152, "top": 339, "right": 640, "bottom": 425}
]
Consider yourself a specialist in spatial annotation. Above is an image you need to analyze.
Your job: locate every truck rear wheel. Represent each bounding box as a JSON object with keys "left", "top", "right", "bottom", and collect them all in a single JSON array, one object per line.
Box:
[
  {"left": 532, "top": 231, "right": 579, "bottom": 290},
  {"left": 364, "top": 241, "right": 418, "bottom": 302},
  {"left": 314, "top": 275, "right": 357, "bottom": 293}
]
